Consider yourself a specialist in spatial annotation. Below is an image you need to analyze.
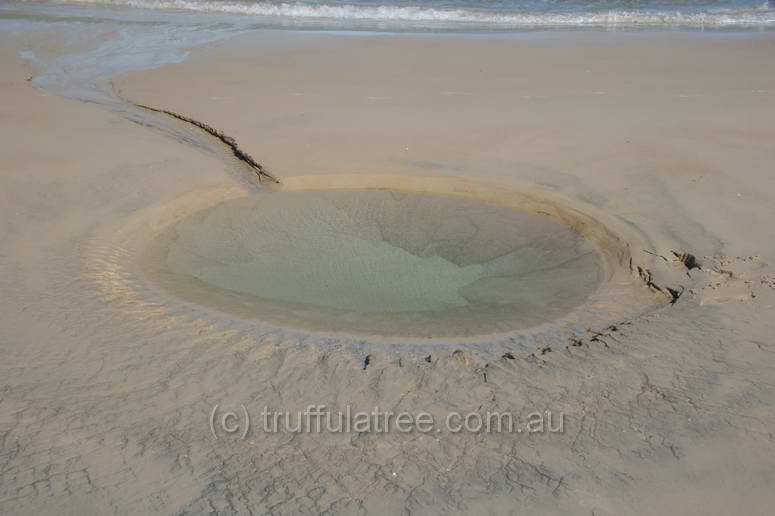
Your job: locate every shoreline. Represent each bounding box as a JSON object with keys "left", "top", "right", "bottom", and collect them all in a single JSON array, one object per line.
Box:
[{"left": 6, "top": 1, "right": 775, "bottom": 31}]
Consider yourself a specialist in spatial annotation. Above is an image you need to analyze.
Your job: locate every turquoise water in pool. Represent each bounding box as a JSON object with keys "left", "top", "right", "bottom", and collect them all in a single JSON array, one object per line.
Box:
[{"left": 150, "top": 190, "right": 602, "bottom": 337}]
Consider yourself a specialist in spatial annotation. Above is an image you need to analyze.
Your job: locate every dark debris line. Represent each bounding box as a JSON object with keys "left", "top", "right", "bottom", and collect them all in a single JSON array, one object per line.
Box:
[{"left": 132, "top": 102, "right": 280, "bottom": 184}]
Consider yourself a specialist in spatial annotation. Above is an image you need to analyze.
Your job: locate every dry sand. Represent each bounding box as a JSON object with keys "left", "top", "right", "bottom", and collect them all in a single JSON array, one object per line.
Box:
[{"left": 1, "top": 28, "right": 775, "bottom": 515}]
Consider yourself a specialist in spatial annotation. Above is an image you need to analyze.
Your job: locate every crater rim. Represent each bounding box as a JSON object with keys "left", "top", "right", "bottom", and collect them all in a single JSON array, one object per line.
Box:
[{"left": 129, "top": 174, "right": 659, "bottom": 343}]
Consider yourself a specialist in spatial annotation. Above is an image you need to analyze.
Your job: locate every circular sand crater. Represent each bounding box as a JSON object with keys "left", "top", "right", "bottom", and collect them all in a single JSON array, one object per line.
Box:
[{"left": 137, "top": 175, "right": 645, "bottom": 339}]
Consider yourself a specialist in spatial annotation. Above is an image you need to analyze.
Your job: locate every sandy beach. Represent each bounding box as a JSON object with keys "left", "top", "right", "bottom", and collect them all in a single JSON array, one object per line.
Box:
[{"left": 2, "top": 3, "right": 775, "bottom": 514}]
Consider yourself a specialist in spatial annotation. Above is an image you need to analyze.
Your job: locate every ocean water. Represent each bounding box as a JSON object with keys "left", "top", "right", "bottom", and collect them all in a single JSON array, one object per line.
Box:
[{"left": 15, "top": 0, "right": 775, "bottom": 29}]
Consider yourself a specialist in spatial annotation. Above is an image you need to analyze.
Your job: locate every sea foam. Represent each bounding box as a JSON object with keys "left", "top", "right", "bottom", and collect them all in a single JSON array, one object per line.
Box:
[{"left": 46, "top": 0, "right": 775, "bottom": 27}]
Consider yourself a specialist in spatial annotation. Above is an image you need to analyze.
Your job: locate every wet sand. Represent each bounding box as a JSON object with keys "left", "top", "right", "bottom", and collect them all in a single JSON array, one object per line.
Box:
[{"left": 1, "top": 27, "right": 775, "bottom": 515}]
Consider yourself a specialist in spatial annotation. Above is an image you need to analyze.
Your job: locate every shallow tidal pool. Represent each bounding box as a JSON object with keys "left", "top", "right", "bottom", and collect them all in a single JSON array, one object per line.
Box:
[{"left": 146, "top": 190, "right": 602, "bottom": 338}]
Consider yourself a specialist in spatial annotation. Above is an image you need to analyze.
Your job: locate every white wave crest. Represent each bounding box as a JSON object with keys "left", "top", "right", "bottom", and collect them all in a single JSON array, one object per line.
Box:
[{"left": 39, "top": 0, "right": 775, "bottom": 27}]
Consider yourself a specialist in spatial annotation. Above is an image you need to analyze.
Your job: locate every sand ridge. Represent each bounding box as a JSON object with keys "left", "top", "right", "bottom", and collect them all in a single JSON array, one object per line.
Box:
[{"left": 81, "top": 170, "right": 665, "bottom": 347}]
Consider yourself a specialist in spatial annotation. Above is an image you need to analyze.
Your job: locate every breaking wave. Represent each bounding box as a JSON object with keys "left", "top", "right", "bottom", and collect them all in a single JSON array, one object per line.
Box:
[{"left": 39, "top": 0, "right": 775, "bottom": 28}]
